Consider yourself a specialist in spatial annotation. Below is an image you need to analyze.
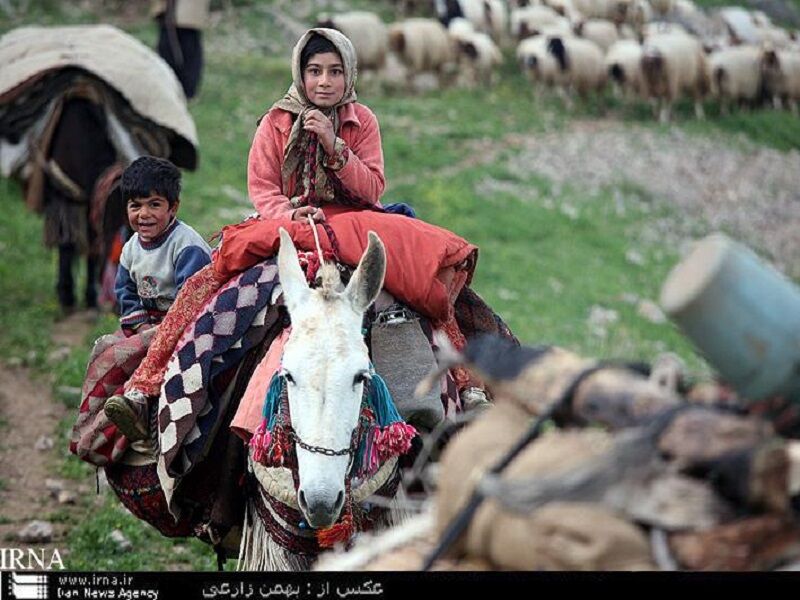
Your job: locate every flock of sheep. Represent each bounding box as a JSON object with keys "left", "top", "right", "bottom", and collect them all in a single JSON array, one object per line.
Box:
[{"left": 318, "top": 0, "right": 800, "bottom": 122}]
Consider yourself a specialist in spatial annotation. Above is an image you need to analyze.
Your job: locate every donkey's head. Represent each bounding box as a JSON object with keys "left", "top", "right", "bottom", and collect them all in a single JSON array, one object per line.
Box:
[{"left": 276, "top": 228, "right": 386, "bottom": 529}]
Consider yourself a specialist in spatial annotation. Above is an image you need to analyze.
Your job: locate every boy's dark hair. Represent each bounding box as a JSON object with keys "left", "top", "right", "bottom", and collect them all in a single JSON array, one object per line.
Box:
[
  {"left": 121, "top": 156, "right": 181, "bottom": 206},
  {"left": 300, "top": 33, "right": 341, "bottom": 73}
]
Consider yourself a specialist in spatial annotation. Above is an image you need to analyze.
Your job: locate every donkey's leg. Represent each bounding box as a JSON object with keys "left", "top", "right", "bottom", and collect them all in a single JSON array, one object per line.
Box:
[
  {"left": 85, "top": 253, "right": 99, "bottom": 309},
  {"left": 57, "top": 243, "right": 76, "bottom": 312},
  {"left": 85, "top": 218, "right": 99, "bottom": 309}
]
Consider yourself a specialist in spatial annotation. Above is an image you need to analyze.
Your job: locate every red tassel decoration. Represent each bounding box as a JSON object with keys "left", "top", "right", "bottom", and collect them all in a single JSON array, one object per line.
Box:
[
  {"left": 250, "top": 420, "right": 272, "bottom": 465},
  {"left": 375, "top": 422, "right": 417, "bottom": 462},
  {"left": 298, "top": 250, "right": 337, "bottom": 284},
  {"left": 317, "top": 506, "right": 355, "bottom": 549},
  {"left": 269, "top": 425, "right": 289, "bottom": 467}
]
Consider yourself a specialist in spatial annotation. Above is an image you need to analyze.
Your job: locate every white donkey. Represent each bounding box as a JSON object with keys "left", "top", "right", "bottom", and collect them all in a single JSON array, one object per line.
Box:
[{"left": 239, "top": 228, "right": 411, "bottom": 570}]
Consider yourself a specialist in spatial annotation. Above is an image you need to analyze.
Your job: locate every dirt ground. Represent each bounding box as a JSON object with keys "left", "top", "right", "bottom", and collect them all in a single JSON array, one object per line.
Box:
[{"left": 0, "top": 312, "right": 96, "bottom": 559}]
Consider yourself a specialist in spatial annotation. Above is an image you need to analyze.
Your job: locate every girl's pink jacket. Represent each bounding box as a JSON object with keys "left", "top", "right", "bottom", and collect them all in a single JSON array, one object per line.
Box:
[{"left": 247, "top": 102, "right": 386, "bottom": 219}]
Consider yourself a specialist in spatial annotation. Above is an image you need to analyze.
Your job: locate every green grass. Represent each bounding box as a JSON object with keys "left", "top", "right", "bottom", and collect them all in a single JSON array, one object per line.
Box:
[
  {"left": 0, "top": 180, "right": 62, "bottom": 366},
  {"left": 385, "top": 158, "right": 703, "bottom": 368},
  {"left": 0, "top": 0, "right": 797, "bottom": 570},
  {"left": 591, "top": 90, "right": 800, "bottom": 153},
  {"left": 685, "top": 105, "right": 800, "bottom": 152},
  {"left": 64, "top": 496, "right": 218, "bottom": 571}
]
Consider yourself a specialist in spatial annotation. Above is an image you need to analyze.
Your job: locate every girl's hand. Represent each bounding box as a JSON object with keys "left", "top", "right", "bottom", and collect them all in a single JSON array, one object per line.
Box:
[
  {"left": 292, "top": 205, "right": 325, "bottom": 222},
  {"left": 304, "top": 109, "right": 336, "bottom": 155}
]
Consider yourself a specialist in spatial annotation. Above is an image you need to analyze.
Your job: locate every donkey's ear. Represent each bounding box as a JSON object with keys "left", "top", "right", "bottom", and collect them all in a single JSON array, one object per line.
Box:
[
  {"left": 345, "top": 231, "right": 386, "bottom": 313},
  {"left": 277, "top": 227, "right": 310, "bottom": 313}
]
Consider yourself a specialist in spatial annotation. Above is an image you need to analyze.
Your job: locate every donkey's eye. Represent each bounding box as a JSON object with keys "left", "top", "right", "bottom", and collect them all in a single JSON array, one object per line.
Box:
[
  {"left": 283, "top": 371, "right": 295, "bottom": 385},
  {"left": 353, "top": 371, "right": 370, "bottom": 387}
]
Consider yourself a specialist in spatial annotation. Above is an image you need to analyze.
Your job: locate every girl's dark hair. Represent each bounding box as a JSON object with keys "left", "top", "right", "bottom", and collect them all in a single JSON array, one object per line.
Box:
[
  {"left": 121, "top": 156, "right": 181, "bottom": 206},
  {"left": 300, "top": 33, "right": 341, "bottom": 72}
]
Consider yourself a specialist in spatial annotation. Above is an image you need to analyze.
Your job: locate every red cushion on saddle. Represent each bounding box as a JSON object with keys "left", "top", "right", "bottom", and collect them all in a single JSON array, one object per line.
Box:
[{"left": 213, "top": 206, "right": 478, "bottom": 322}]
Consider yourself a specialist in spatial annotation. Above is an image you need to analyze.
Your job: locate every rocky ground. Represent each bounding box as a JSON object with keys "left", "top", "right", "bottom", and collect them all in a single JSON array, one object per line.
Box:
[{"left": 479, "top": 120, "right": 800, "bottom": 278}]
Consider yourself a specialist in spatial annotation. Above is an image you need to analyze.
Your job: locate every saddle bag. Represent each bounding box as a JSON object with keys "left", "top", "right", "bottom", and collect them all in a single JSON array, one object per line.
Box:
[{"left": 370, "top": 306, "right": 444, "bottom": 431}]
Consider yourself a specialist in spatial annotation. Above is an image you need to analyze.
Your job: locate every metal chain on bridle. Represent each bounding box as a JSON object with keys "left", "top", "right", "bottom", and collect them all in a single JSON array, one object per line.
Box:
[
  {"left": 290, "top": 430, "right": 353, "bottom": 457},
  {"left": 275, "top": 370, "right": 363, "bottom": 469}
]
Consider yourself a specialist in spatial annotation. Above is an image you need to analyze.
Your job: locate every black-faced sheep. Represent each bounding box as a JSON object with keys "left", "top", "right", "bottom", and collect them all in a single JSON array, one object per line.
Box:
[
  {"left": 605, "top": 39, "right": 644, "bottom": 97},
  {"left": 762, "top": 48, "right": 800, "bottom": 114},
  {"left": 547, "top": 35, "right": 608, "bottom": 95}
]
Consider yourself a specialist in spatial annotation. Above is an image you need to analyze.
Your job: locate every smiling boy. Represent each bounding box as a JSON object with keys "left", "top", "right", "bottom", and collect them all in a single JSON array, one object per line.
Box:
[{"left": 104, "top": 156, "right": 211, "bottom": 440}]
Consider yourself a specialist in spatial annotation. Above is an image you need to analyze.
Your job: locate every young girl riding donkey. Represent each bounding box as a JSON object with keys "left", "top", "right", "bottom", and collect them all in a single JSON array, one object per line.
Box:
[{"left": 72, "top": 28, "right": 516, "bottom": 567}]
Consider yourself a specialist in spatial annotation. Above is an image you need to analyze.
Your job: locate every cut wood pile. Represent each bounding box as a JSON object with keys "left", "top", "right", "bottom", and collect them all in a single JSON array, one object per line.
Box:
[{"left": 317, "top": 336, "right": 800, "bottom": 571}]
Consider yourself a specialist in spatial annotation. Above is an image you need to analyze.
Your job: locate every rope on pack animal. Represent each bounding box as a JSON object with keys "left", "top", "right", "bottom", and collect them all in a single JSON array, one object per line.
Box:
[{"left": 420, "top": 359, "right": 652, "bottom": 570}]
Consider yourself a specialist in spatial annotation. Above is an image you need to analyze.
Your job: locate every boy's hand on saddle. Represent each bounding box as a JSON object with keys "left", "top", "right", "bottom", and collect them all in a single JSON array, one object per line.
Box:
[
  {"left": 304, "top": 110, "right": 336, "bottom": 155},
  {"left": 292, "top": 205, "right": 326, "bottom": 223}
]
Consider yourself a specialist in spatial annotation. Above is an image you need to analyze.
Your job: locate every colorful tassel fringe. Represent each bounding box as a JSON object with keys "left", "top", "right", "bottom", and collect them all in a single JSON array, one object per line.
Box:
[
  {"left": 317, "top": 509, "right": 354, "bottom": 549},
  {"left": 250, "top": 420, "right": 272, "bottom": 464},
  {"left": 249, "top": 372, "right": 285, "bottom": 466},
  {"left": 249, "top": 365, "right": 417, "bottom": 549},
  {"left": 365, "top": 371, "right": 404, "bottom": 427},
  {"left": 350, "top": 372, "right": 417, "bottom": 478},
  {"left": 250, "top": 369, "right": 417, "bottom": 479}
]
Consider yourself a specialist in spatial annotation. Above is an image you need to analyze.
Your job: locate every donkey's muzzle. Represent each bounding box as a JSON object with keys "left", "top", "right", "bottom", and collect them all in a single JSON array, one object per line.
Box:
[{"left": 299, "top": 489, "right": 345, "bottom": 528}]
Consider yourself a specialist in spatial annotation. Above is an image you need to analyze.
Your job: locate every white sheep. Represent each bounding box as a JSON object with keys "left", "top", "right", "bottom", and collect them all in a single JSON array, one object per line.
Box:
[
  {"left": 640, "top": 32, "right": 708, "bottom": 122},
  {"left": 701, "top": 34, "right": 733, "bottom": 54},
  {"left": 511, "top": 5, "right": 561, "bottom": 39},
  {"left": 605, "top": 38, "right": 644, "bottom": 97},
  {"left": 756, "top": 25, "right": 793, "bottom": 49},
  {"left": 547, "top": 34, "right": 608, "bottom": 95},
  {"left": 537, "top": 19, "right": 577, "bottom": 37},
  {"left": 435, "top": 0, "right": 508, "bottom": 42},
  {"left": 650, "top": 0, "right": 674, "bottom": 18},
  {"left": 574, "top": 0, "right": 634, "bottom": 23},
  {"left": 388, "top": 18, "right": 456, "bottom": 83},
  {"left": 706, "top": 45, "right": 764, "bottom": 112},
  {"left": 572, "top": 0, "right": 609, "bottom": 19},
  {"left": 618, "top": 23, "right": 638, "bottom": 40},
  {"left": 452, "top": 29, "right": 504, "bottom": 86},
  {"left": 447, "top": 16, "right": 477, "bottom": 40},
  {"left": 389, "top": 0, "right": 430, "bottom": 17},
  {"left": 762, "top": 48, "right": 800, "bottom": 114},
  {"left": 607, "top": 0, "right": 636, "bottom": 24},
  {"left": 484, "top": 0, "right": 510, "bottom": 42},
  {"left": 672, "top": 0, "right": 712, "bottom": 36},
  {"left": 751, "top": 10, "right": 772, "bottom": 28},
  {"left": 673, "top": 0, "right": 701, "bottom": 20},
  {"left": 382, "top": 50, "right": 410, "bottom": 89},
  {"left": 517, "top": 35, "right": 563, "bottom": 86},
  {"left": 544, "top": 0, "right": 582, "bottom": 20},
  {"left": 317, "top": 12, "right": 389, "bottom": 71},
  {"left": 574, "top": 18, "right": 620, "bottom": 52},
  {"left": 624, "top": 0, "right": 652, "bottom": 37},
  {"left": 642, "top": 21, "right": 689, "bottom": 39}
]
